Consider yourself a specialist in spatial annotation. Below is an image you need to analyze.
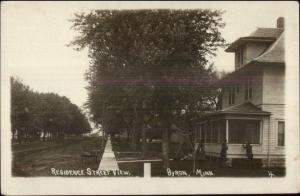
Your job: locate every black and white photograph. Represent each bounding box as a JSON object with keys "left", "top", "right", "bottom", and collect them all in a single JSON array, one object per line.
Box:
[{"left": 1, "top": 1, "right": 299, "bottom": 195}]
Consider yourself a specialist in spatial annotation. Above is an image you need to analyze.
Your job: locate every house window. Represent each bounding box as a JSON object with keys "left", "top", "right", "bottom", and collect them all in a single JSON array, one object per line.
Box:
[
  {"left": 229, "top": 86, "right": 235, "bottom": 105},
  {"left": 232, "top": 86, "right": 235, "bottom": 104},
  {"left": 229, "top": 87, "right": 231, "bottom": 105},
  {"left": 236, "top": 46, "right": 245, "bottom": 67},
  {"left": 244, "top": 80, "right": 248, "bottom": 100},
  {"left": 239, "top": 49, "right": 244, "bottom": 66},
  {"left": 236, "top": 83, "right": 240, "bottom": 93},
  {"left": 228, "top": 119, "right": 260, "bottom": 144},
  {"left": 244, "top": 78, "right": 253, "bottom": 100},
  {"left": 278, "top": 121, "right": 285, "bottom": 146},
  {"left": 249, "top": 78, "right": 253, "bottom": 99}
]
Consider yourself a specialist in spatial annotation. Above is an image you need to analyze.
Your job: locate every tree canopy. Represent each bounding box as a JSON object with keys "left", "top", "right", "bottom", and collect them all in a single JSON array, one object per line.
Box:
[
  {"left": 69, "top": 9, "right": 226, "bottom": 138},
  {"left": 11, "top": 77, "right": 91, "bottom": 143}
]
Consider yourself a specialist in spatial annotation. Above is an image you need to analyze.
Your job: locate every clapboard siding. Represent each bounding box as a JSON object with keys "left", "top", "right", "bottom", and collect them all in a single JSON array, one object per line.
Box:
[
  {"left": 262, "top": 66, "right": 285, "bottom": 104},
  {"left": 261, "top": 104, "right": 285, "bottom": 155},
  {"left": 260, "top": 66, "right": 285, "bottom": 156},
  {"left": 222, "top": 70, "right": 263, "bottom": 110}
]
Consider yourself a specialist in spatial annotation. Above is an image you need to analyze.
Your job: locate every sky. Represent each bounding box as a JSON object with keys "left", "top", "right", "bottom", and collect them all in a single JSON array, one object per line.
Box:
[{"left": 2, "top": 1, "right": 295, "bottom": 108}]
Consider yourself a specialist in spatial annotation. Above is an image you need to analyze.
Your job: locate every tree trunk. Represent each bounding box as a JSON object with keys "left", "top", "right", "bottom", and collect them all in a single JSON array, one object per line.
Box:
[
  {"left": 43, "top": 130, "right": 46, "bottom": 141},
  {"left": 131, "top": 103, "right": 138, "bottom": 151},
  {"left": 130, "top": 128, "right": 137, "bottom": 151},
  {"left": 141, "top": 124, "right": 147, "bottom": 158},
  {"left": 162, "top": 128, "right": 169, "bottom": 171}
]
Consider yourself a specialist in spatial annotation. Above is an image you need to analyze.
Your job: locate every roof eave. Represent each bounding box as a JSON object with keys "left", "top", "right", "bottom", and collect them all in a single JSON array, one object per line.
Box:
[
  {"left": 251, "top": 60, "right": 285, "bottom": 66},
  {"left": 219, "top": 111, "right": 271, "bottom": 116},
  {"left": 225, "top": 37, "right": 276, "bottom": 52},
  {"left": 195, "top": 111, "right": 271, "bottom": 122}
]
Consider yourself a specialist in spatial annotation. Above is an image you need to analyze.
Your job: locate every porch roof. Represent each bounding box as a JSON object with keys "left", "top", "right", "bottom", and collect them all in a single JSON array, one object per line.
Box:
[
  {"left": 220, "top": 102, "right": 270, "bottom": 114},
  {"left": 196, "top": 102, "right": 270, "bottom": 121}
]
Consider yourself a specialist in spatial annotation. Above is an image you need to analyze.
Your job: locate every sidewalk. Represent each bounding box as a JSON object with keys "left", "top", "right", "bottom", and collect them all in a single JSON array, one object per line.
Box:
[{"left": 98, "top": 136, "right": 119, "bottom": 170}]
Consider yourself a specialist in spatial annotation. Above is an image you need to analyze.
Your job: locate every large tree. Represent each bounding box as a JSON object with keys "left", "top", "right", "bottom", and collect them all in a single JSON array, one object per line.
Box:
[
  {"left": 70, "top": 9, "right": 226, "bottom": 170},
  {"left": 11, "top": 77, "right": 91, "bottom": 143}
]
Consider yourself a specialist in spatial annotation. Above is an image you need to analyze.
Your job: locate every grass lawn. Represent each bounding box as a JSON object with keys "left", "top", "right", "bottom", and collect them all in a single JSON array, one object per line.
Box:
[
  {"left": 112, "top": 139, "right": 285, "bottom": 178},
  {"left": 151, "top": 159, "right": 285, "bottom": 177},
  {"left": 12, "top": 137, "right": 102, "bottom": 177}
]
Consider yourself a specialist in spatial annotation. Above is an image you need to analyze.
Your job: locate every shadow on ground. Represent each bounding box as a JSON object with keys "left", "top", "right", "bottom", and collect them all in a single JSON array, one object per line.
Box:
[{"left": 12, "top": 137, "right": 102, "bottom": 177}]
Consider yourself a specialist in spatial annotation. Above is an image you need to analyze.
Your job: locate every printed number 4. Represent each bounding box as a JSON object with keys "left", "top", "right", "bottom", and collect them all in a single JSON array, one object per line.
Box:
[{"left": 268, "top": 171, "right": 275, "bottom": 178}]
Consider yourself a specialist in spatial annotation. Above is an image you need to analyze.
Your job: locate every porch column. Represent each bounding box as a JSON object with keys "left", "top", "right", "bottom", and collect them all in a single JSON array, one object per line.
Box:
[{"left": 225, "top": 119, "right": 229, "bottom": 141}]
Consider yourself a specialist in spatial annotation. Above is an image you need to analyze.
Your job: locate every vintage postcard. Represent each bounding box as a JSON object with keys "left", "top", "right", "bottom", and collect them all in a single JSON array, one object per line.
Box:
[{"left": 1, "top": 1, "right": 299, "bottom": 195}]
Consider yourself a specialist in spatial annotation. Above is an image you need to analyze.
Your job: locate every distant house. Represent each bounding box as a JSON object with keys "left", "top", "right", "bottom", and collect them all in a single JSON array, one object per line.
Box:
[{"left": 194, "top": 17, "right": 285, "bottom": 167}]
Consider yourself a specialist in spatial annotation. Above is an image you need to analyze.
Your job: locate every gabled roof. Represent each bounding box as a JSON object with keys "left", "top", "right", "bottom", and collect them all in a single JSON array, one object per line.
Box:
[
  {"left": 249, "top": 27, "right": 284, "bottom": 38},
  {"left": 220, "top": 102, "right": 270, "bottom": 115},
  {"left": 226, "top": 27, "right": 284, "bottom": 52}
]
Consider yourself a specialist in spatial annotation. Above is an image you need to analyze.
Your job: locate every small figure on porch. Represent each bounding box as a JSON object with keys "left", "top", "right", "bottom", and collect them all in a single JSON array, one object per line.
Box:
[
  {"left": 220, "top": 139, "right": 228, "bottom": 168},
  {"left": 243, "top": 141, "right": 253, "bottom": 169}
]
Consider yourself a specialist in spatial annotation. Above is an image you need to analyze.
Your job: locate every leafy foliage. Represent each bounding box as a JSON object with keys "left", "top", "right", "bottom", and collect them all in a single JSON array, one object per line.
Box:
[
  {"left": 11, "top": 77, "right": 91, "bottom": 143},
  {"left": 69, "top": 9, "right": 226, "bottom": 137}
]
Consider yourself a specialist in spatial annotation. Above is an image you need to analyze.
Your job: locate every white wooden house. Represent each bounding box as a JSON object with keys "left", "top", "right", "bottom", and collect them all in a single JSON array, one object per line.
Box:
[{"left": 194, "top": 17, "right": 285, "bottom": 167}]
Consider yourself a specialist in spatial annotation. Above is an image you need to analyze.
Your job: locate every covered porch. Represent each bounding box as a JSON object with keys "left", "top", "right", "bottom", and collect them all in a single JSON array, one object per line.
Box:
[{"left": 193, "top": 102, "right": 270, "bottom": 159}]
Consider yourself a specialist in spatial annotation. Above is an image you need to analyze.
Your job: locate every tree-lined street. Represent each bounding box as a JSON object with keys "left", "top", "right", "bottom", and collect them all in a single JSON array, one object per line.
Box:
[{"left": 11, "top": 77, "right": 91, "bottom": 143}]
